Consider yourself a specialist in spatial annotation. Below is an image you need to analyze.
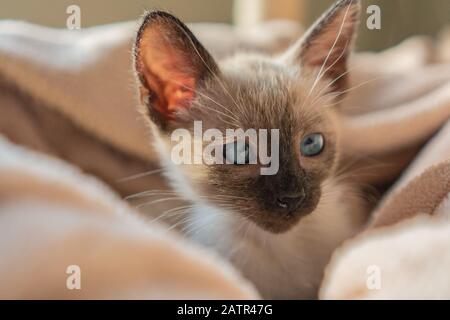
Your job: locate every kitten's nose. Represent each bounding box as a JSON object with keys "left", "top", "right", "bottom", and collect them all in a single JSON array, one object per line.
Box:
[{"left": 276, "top": 191, "right": 305, "bottom": 212}]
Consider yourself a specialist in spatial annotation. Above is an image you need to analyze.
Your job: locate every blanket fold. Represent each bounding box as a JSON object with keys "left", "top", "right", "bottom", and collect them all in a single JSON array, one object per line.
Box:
[
  {"left": 1, "top": 20, "right": 450, "bottom": 299},
  {"left": 0, "top": 136, "right": 258, "bottom": 299},
  {"left": 321, "top": 103, "right": 450, "bottom": 300}
]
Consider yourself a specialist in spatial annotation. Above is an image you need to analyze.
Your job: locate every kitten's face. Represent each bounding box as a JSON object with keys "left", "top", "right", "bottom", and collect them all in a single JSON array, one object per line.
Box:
[{"left": 134, "top": 0, "right": 360, "bottom": 233}]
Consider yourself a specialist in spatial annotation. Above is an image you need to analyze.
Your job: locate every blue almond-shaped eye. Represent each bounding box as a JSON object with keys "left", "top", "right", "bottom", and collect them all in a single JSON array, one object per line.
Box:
[
  {"left": 223, "top": 141, "right": 250, "bottom": 164},
  {"left": 300, "top": 133, "right": 324, "bottom": 157}
]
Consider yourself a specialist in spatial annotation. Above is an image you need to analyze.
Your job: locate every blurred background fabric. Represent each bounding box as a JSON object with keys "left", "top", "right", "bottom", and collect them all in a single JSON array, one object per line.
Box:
[
  {"left": 1, "top": 0, "right": 449, "bottom": 51},
  {"left": 1, "top": 0, "right": 450, "bottom": 299}
]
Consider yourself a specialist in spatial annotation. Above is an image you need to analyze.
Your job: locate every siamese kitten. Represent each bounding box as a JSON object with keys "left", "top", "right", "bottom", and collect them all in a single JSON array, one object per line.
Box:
[{"left": 133, "top": 0, "right": 367, "bottom": 299}]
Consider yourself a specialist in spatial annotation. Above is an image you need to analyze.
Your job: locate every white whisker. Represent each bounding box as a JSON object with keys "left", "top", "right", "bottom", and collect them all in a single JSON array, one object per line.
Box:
[
  {"left": 117, "top": 168, "right": 164, "bottom": 183},
  {"left": 303, "top": 3, "right": 353, "bottom": 108}
]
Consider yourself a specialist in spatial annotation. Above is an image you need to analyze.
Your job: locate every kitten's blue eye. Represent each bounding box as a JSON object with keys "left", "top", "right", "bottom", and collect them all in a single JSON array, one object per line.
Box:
[
  {"left": 223, "top": 141, "right": 250, "bottom": 164},
  {"left": 300, "top": 133, "right": 324, "bottom": 157}
]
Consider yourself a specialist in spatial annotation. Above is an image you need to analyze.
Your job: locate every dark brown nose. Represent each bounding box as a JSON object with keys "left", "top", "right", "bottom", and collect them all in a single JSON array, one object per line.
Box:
[{"left": 276, "top": 191, "right": 305, "bottom": 212}]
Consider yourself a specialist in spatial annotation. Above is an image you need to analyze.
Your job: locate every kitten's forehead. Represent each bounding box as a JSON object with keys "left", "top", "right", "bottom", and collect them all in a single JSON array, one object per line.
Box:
[{"left": 213, "top": 54, "right": 329, "bottom": 131}]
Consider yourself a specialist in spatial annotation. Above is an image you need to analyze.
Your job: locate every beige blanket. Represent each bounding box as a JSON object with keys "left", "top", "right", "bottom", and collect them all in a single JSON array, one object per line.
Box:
[
  {"left": 319, "top": 30, "right": 450, "bottom": 299},
  {"left": 0, "top": 20, "right": 450, "bottom": 299},
  {"left": 0, "top": 136, "right": 258, "bottom": 299}
]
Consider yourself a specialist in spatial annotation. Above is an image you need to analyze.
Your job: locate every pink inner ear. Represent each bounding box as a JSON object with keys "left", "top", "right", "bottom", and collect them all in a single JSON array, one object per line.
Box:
[
  {"left": 164, "top": 77, "right": 196, "bottom": 114},
  {"left": 145, "top": 64, "right": 197, "bottom": 119},
  {"left": 142, "top": 73, "right": 196, "bottom": 120},
  {"left": 140, "top": 32, "right": 198, "bottom": 120}
]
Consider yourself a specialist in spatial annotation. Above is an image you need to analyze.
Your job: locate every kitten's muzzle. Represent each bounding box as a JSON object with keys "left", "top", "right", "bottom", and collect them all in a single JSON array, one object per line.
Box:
[{"left": 276, "top": 189, "right": 305, "bottom": 212}]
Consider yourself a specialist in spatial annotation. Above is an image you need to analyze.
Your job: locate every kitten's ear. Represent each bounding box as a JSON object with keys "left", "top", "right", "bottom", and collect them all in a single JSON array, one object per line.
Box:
[
  {"left": 134, "top": 11, "right": 218, "bottom": 129},
  {"left": 282, "top": 0, "right": 360, "bottom": 94}
]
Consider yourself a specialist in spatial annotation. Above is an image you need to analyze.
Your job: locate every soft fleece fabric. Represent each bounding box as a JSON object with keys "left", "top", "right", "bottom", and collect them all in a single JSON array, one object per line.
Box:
[
  {"left": 0, "top": 136, "right": 259, "bottom": 299},
  {"left": 0, "top": 19, "right": 449, "bottom": 299}
]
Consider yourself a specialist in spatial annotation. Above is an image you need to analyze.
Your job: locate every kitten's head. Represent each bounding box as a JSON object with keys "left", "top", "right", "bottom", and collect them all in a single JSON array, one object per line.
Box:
[{"left": 134, "top": 0, "right": 360, "bottom": 233}]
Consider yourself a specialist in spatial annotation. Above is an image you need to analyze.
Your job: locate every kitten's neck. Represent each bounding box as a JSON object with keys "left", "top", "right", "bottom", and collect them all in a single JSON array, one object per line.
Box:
[{"left": 180, "top": 179, "right": 367, "bottom": 299}]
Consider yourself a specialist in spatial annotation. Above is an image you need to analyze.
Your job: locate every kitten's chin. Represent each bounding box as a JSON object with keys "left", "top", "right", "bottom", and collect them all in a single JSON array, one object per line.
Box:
[
  {"left": 248, "top": 207, "right": 316, "bottom": 234},
  {"left": 255, "top": 218, "right": 301, "bottom": 234}
]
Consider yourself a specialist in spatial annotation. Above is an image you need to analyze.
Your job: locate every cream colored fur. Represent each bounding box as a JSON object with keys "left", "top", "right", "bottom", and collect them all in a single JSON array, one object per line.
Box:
[{"left": 187, "top": 180, "right": 366, "bottom": 299}]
